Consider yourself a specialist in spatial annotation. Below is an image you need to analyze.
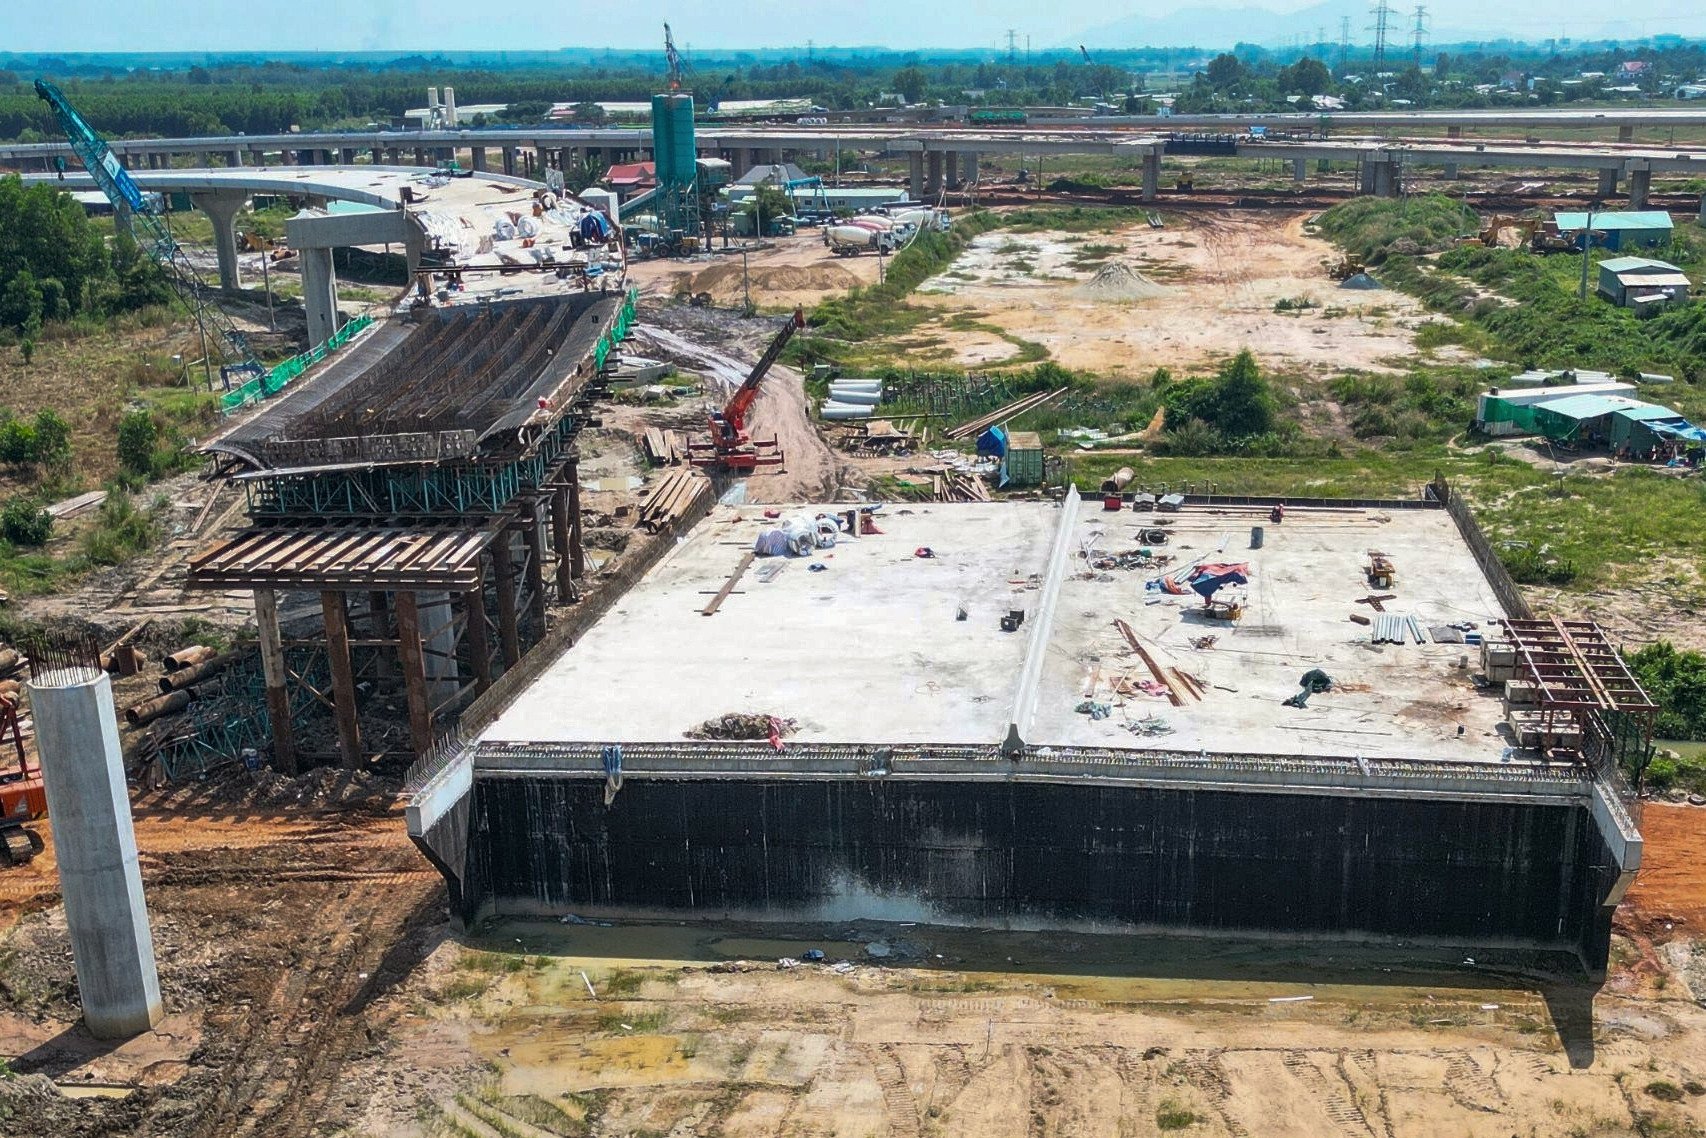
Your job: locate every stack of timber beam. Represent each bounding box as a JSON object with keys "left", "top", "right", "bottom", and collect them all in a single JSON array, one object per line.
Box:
[
  {"left": 637, "top": 468, "right": 713, "bottom": 533},
  {"left": 944, "top": 387, "right": 1069, "bottom": 441},
  {"left": 933, "top": 471, "right": 991, "bottom": 502},
  {"left": 642, "top": 428, "right": 689, "bottom": 466}
]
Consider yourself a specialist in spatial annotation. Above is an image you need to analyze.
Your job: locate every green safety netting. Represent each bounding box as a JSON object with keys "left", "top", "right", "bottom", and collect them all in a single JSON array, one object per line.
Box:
[{"left": 219, "top": 313, "right": 376, "bottom": 413}]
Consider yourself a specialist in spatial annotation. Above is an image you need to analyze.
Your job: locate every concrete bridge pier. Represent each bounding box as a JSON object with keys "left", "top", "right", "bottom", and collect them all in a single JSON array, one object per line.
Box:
[
  {"left": 227, "top": 149, "right": 243, "bottom": 168},
  {"left": 1293, "top": 157, "right": 1308, "bottom": 181},
  {"left": 1375, "top": 160, "right": 1401, "bottom": 197},
  {"left": 1618, "top": 124, "right": 1635, "bottom": 143},
  {"left": 502, "top": 147, "right": 516, "bottom": 176},
  {"left": 1142, "top": 150, "right": 1160, "bottom": 202},
  {"left": 340, "top": 147, "right": 356, "bottom": 164},
  {"left": 190, "top": 190, "right": 247, "bottom": 294},
  {"left": 1358, "top": 158, "right": 1377, "bottom": 195},
  {"left": 299, "top": 246, "right": 339, "bottom": 347},
  {"left": 961, "top": 151, "right": 979, "bottom": 186},
  {"left": 925, "top": 151, "right": 944, "bottom": 198},
  {"left": 908, "top": 151, "right": 925, "bottom": 201},
  {"left": 470, "top": 147, "right": 487, "bottom": 172},
  {"left": 1627, "top": 166, "right": 1651, "bottom": 209},
  {"left": 1443, "top": 162, "right": 1459, "bottom": 179},
  {"left": 1597, "top": 167, "right": 1620, "bottom": 197}
]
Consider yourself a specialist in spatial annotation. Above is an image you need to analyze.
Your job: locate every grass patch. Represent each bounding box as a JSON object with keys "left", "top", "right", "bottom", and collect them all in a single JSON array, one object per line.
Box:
[
  {"left": 1156, "top": 1099, "right": 1198, "bottom": 1130},
  {"left": 594, "top": 1009, "right": 667, "bottom": 1034}
]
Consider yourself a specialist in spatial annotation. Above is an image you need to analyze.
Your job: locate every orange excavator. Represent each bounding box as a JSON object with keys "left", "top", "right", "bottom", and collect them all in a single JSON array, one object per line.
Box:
[
  {"left": 0, "top": 697, "right": 45, "bottom": 866},
  {"left": 689, "top": 307, "right": 804, "bottom": 473}
]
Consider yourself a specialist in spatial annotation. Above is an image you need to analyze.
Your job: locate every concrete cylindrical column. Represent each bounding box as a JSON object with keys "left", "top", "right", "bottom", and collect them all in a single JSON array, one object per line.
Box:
[
  {"left": 1293, "top": 157, "right": 1307, "bottom": 182},
  {"left": 908, "top": 151, "right": 925, "bottom": 201},
  {"left": 1598, "top": 167, "right": 1619, "bottom": 197},
  {"left": 28, "top": 666, "right": 162, "bottom": 1039},
  {"left": 1628, "top": 168, "right": 1651, "bottom": 209},
  {"left": 1142, "top": 151, "right": 1160, "bottom": 202}
]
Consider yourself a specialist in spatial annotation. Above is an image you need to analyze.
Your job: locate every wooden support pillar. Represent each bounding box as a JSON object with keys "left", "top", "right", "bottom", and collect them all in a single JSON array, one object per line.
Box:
[
  {"left": 392, "top": 590, "right": 434, "bottom": 759},
  {"left": 254, "top": 588, "right": 296, "bottom": 775},
  {"left": 321, "top": 591, "right": 363, "bottom": 768},
  {"left": 465, "top": 565, "right": 493, "bottom": 694},
  {"left": 522, "top": 506, "right": 548, "bottom": 634},
  {"left": 368, "top": 590, "right": 392, "bottom": 679},
  {"left": 550, "top": 483, "right": 575, "bottom": 601},
  {"left": 568, "top": 462, "right": 586, "bottom": 579},
  {"left": 492, "top": 535, "right": 521, "bottom": 667}
]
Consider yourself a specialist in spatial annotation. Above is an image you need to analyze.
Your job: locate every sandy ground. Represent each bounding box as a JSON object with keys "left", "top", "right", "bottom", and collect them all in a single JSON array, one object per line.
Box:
[
  {"left": 916, "top": 211, "right": 1437, "bottom": 377},
  {"left": 319, "top": 805, "right": 1706, "bottom": 1138},
  {"left": 626, "top": 233, "right": 883, "bottom": 310}
]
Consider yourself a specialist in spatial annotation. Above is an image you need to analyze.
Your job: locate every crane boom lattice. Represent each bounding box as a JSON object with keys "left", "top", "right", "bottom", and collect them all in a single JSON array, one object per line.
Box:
[{"left": 34, "top": 79, "right": 264, "bottom": 389}]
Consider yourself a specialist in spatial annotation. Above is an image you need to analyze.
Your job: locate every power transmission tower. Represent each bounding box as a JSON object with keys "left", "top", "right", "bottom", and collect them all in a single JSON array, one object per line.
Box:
[
  {"left": 1369, "top": 2, "right": 1394, "bottom": 73},
  {"left": 1317, "top": 26, "right": 1327, "bottom": 56},
  {"left": 1339, "top": 16, "right": 1352, "bottom": 69},
  {"left": 1411, "top": 5, "right": 1429, "bottom": 67},
  {"left": 1006, "top": 29, "right": 1018, "bottom": 63}
]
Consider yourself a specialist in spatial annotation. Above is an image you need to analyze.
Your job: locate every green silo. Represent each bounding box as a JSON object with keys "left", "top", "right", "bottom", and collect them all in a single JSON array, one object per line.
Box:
[{"left": 650, "top": 93, "right": 699, "bottom": 235}]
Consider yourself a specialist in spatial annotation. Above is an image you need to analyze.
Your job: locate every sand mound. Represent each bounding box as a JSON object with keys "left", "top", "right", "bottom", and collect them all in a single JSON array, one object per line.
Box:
[
  {"left": 1075, "top": 261, "right": 1171, "bottom": 301},
  {"left": 689, "top": 261, "right": 863, "bottom": 298}
]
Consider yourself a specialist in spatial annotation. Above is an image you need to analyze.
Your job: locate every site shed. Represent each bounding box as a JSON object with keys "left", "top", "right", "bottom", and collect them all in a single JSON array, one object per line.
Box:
[
  {"left": 1555, "top": 210, "right": 1674, "bottom": 251},
  {"left": 1001, "top": 431, "right": 1045, "bottom": 486}
]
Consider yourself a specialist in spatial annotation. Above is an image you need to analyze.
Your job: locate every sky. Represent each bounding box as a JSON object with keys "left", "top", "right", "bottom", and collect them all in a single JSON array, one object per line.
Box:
[{"left": 3, "top": 0, "right": 1705, "bottom": 53}]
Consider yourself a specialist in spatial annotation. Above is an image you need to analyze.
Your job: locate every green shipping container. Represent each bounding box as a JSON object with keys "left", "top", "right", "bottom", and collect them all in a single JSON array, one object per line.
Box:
[{"left": 1004, "top": 430, "right": 1045, "bottom": 486}]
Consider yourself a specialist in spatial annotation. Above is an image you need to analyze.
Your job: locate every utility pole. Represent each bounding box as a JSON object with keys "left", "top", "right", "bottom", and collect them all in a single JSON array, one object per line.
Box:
[
  {"left": 1411, "top": 5, "right": 1429, "bottom": 68},
  {"left": 1579, "top": 202, "right": 1597, "bottom": 300},
  {"left": 1370, "top": 2, "right": 1394, "bottom": 73}
]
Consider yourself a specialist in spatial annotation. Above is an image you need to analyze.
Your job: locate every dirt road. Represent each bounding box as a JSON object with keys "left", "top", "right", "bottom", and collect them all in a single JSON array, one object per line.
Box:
[
  {"left": 626, "top": 233, "right": 882, "bottom": 310},
  {"left": 0, "top": 772, "right": 441, "bottom": 1138}
]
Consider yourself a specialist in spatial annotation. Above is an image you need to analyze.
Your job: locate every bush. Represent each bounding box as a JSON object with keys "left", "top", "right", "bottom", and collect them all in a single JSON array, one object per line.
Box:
[
  {"left": 116, "top": 410, "right": 159, "bottom": 477},
  {"left": 29, "top": 410, "right": 70, "bottom": 468},
  {"left": 0, "top": 498, "right": 52, "bottom": 547},
  {"left": 1162, "top": 350, "right": 1275, "bottom": 438},
  {"left": 1156, "top": 1100, "right": 1198, "bottom": 1130},
  {"left": 1646, "top": 1080, "right": 1684, "bottom": 1103},
  {"left": 1625, "top": 641, "right": 1706, "bottom": 741},
  {"left": 0, "top": 415, "right": 35, "bottom": 467},
  {"left": 80, "top": 489, "right": 155, "bottom": 566}
]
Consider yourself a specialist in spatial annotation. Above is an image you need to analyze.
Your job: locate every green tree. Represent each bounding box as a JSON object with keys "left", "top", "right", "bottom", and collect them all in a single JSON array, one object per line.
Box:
[
  {"left": 31, "top": 409, "right": 70, "bottom": 469},
  {"left": 1205, "top": 53, "right": 1245, "bottom": 90},
  {"left": 569, "top": 101, "right": 606, "bottom": 125},
  {"left": 1280, "top": 57, "right": 1333, "bottom": 97},
  {"left": 892, "top": 66, "right": 928, "bottom": 104},
  {"left": 0, "top": 268, "right": 43, "bottom": 337},
  {"left": 0, "top": 498, "right": 51, "bottom": 547},
  {"left": 1211, "top": 350, "right": 1275, "bottom": 436},
  {"left": 748, "top": 184, "right": 793, "bottom": 235},
  {"left": 117, "top": 410, "right": 159, "bottom": 477}
]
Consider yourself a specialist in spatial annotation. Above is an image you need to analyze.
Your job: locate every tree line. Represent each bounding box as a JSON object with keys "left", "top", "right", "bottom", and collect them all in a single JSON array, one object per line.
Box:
[{"left": 0, "top": 175, "right": 170, "bottom": 344}]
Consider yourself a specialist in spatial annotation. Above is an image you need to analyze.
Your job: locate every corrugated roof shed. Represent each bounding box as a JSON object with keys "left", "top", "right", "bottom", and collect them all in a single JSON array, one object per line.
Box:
[
  {"left": 1555, "top": 211, "right": 1674, "bottom": 231},
  {"left": 1531, "top": 393, "right": 1648, "bottom": 420},
  {"left": 1599, "top": 256, "right": 1684, "bottom": 273}
]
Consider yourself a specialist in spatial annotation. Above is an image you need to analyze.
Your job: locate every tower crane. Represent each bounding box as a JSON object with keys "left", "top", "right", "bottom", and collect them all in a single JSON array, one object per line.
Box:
[
  {"left": 34, "top": 80, "right": 265, "bottom": 389},
  {"left": 663, "top": 23, "right": 685, "bottom": 92}
]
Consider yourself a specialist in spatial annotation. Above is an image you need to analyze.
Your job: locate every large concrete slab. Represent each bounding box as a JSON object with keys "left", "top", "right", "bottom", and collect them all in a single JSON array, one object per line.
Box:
[
  {"left": 484, "top": 499, "right": 1517, "bottom": 764},
  {"left": 484, "top": 502, "right": 1059, "bottom": 746},
  {"left": 1032, "top": 504, "right": 1509, "bottom": 761}
]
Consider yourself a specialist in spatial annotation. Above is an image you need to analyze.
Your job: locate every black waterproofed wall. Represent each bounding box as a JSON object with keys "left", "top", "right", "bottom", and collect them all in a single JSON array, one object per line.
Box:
[{"left": 460, "top": 776, "right": 1621, "bottom": 974}]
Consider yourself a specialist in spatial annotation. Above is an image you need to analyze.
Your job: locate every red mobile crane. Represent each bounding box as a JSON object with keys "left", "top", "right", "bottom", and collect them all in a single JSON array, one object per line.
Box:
[{"left": 689, "top": 307, "right": 804, "bottom": 473}]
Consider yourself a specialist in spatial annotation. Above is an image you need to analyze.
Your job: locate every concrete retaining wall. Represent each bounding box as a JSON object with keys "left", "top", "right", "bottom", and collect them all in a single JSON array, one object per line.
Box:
[{"left": 461, "top": 773, "right": 1624, "bottom": 976}]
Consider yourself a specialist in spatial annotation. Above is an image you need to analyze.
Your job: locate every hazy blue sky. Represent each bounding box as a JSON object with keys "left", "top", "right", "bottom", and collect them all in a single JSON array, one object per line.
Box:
[{"left": 4, "top": 0, "right": 1704, "bottom": 52}]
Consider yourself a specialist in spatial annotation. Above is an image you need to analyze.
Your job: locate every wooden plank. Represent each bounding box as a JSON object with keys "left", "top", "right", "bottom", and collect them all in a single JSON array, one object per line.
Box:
[
  {"left": 1114, "top": 618, "right": 1184, "bottom": 707},
  {"left": 702, "top": 552, "right": 756, "bottom": 616}
]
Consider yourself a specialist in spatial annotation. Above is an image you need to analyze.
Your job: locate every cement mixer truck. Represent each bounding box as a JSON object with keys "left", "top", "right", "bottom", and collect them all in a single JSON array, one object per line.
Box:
[{"left": 824, "top": 217, "right": 917, "bottom": 257}]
